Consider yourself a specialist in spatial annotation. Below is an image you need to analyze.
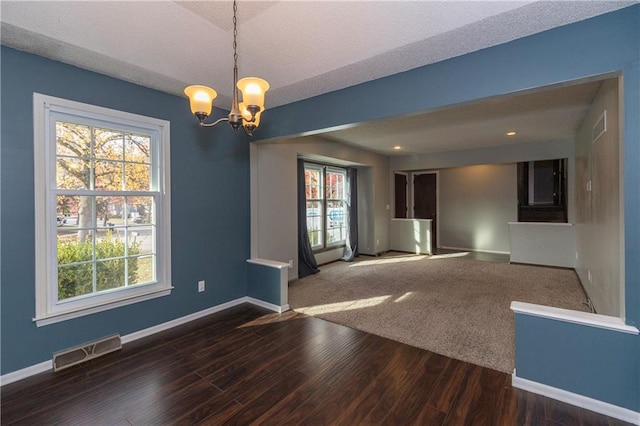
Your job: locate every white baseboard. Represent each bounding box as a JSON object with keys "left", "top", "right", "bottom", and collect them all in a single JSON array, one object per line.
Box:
[
  {"left": 246, "top": 297, "right": 290, "bottom": 314},
  {"left": 1, "top": 297, "right": 288, "bottom": 387},
  {"left": 0, "top": 360, "right": 53, "bottom": 387},
  {"left": 512, "top": 370, "right": 640, "bottom": 425},
  {"left": 121, "top": 297, "right": 247, "bottom": 344}
]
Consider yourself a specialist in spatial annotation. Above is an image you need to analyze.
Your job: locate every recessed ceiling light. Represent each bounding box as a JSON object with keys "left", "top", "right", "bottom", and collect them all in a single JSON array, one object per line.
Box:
[
  {"left": 393, "top": 145, "right": 402, "bottom": 150},
  {"left": 506, "top": 131, "right": 517, "bottom": 136}
]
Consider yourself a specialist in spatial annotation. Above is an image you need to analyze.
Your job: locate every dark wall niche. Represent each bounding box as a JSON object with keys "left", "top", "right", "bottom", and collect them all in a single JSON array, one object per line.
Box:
[{"left": 517, "top": 159, "right": 568, "bottom": 222}]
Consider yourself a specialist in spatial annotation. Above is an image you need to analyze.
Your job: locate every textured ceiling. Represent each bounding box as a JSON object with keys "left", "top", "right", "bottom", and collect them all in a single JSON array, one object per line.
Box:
[
  {"left": 1, "top": 1, "right": 633, "bottom": 108},
  {"left": 321, "top": 79, "right": 605, "bottom": 155},
  {"left": 0, "top": 1, "right": 634, "bottom": 155}
]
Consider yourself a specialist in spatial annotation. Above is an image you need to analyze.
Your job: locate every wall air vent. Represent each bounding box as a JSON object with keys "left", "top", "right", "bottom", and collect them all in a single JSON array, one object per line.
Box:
[
  {"left": 592, "top": 110, "right": 607, "bottom": 143},
  {"left": 53, "top": 334, "right": 121, "bottom": 372}
]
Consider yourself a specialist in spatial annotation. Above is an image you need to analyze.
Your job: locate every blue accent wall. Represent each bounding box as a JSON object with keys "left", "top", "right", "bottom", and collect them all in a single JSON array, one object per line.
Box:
[
  {"left": 515, "top": 315, "right": 639, "bottom": 411},
  {"left": 255, "top": 6, "right": 640, "bottom": 412},
  {"left": 1, "top": 46, "right": 250, "bottom": 374},
  {"left": 247, "top": 263, "right": 282, "bottom": 306}
]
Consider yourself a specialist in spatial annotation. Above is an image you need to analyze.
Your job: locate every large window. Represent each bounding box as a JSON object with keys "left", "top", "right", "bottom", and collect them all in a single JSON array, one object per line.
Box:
[
  {"left": 34, "top": 94, "right": 171, "bottom": 326},
  {"left": 304, "top": 163, "right": 348, "bottom": 250}
]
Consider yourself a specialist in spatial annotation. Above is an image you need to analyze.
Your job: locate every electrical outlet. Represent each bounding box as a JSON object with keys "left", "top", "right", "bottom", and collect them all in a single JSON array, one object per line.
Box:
[
  {"left": 587, "top": 270, "right": 592, "bottom": 282},
  {"left": 376, "top": 239, "right": 380, "bottom": 246},
  {"left": 198, "top": 280, "right": 205, "bottom": 292},
  {"left": 288, "top": 260, "right": 293, "bottom": 269}
]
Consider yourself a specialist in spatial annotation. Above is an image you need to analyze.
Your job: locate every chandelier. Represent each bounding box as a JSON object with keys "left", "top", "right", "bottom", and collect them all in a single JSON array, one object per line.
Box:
[{"left": 184, "top": 0, "right": 269, "bottom": 136}]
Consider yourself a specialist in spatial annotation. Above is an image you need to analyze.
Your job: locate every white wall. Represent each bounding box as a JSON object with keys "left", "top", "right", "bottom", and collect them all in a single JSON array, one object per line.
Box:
[
  {"left": 508, "top": 222, "right": 576, "bottom": 267},
  {"left": 389, "top": 219, "right": 433, "bottom": 254},
  {"left": 390, "top": 140, "right": 572, "bottom": 254},
  {"left": 251, "top": 136, "right": 389, "bottom": 280},
  {"left": 438, "top": 164, "right": 517, "bottom": 253},
  {"left": 574, "top": 79, "right": 623, "bottom": 318},
  {"left": 391, "top": 139, "right": 575, "bottom": 222}
]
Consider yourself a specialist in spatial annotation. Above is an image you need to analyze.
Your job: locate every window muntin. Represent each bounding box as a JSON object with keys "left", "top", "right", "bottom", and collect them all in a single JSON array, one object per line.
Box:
[
  {"left": 304, "top": 163, "right": 348, "bottom": 250},
  {"left": 34, "top": 94, "right": 171, "bottom": 325}
]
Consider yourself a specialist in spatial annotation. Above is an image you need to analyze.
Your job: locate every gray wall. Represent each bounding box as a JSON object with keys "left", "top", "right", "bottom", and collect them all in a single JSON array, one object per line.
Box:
[
  {"left": 390, "top": 140, "right": 574, "bottom": 253},
  {"left": 574, "top": 79, "right": 623, "bottom": 317},
  {"left": 251, "top": 136, "right": 389, "bottom": 280},
  {"left": 439, "top": 164, "right": 517, "bottom": 253}
]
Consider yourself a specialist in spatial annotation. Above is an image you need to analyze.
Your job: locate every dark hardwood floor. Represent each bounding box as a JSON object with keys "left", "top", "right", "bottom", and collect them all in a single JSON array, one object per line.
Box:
[{"left": 1, "top": 304, "right": 630, "bottom": 425}]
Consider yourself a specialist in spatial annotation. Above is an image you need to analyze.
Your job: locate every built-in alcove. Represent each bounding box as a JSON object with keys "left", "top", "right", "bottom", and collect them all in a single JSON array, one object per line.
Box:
[{"left": 517, "top": 159, "right": 568, "bottom": 222}]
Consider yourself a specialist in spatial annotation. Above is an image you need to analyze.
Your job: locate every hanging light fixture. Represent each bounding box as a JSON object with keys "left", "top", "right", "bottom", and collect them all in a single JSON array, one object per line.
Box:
[{"left": 184, "top": 0, "right": 269, "bottom": 136}]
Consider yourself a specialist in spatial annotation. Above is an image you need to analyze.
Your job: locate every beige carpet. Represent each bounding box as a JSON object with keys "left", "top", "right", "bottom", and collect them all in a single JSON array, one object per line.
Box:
[{"left": 289, "top": 252, "right": 590, "bottom": 373}]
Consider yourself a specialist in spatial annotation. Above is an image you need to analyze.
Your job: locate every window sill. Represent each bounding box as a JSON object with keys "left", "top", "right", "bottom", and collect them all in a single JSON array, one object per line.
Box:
[
  {"left": 312, "top": 244, "right": 346, "bottom": 254},
  {"left": 33, "top": 286, "right": 173, "bottom": 327}
]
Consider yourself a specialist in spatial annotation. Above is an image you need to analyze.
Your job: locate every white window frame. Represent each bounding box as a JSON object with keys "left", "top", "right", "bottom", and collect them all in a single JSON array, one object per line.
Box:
[
  {"left": 33, "top": 93, "right": 172, "bottom": 327},
  {"left": 304, "top": 162, "right": 348, "bottom": 252},
  {"left": 305, "top": 163, "right": 324, "bottom": 250},
  {"left": 324, "top": 166, "right": 348, "bottom": 248}
]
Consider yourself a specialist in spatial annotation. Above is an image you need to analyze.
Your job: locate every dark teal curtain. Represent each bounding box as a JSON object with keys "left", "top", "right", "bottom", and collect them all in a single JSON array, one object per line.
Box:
[{"left": 297, "top": 159, "right": 319, "bottom": 278}]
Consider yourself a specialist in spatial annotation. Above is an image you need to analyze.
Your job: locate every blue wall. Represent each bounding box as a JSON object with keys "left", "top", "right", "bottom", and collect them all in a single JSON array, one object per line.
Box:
[
  {"left": 515, "top": 314, "right": 639, "bottom": 411},
  {"left": 256, "top": 6, "right": 640, "bottom": 412},
  {"left": 1, "top": 47, "right": 250, "bottom": 374},
  {"left": 247, "top": 263, "right": 282, "bottom": 306}
]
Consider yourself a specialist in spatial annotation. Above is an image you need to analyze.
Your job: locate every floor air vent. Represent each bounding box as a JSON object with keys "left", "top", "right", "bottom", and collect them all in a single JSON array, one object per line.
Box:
[{"left": 53, "top": 334, "right": 121, "bottom": 372}]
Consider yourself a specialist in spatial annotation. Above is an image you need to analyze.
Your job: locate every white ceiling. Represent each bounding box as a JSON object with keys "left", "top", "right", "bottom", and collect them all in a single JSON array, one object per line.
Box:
[
  {"left": 321, "top": 78, "right": 606, "bottom": 155},
  {"left": 1, "top": 1, "right": 634, "bottom": 155}
]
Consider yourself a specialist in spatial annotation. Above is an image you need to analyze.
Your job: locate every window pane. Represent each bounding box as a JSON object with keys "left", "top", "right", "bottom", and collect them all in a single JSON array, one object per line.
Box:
[
  {"left": 96, "top": 196, "right": 125, "bottom": 230},
  {"left": 125, "top": 163, "right": 151, "bottom": 190},
  {"left": 327, "top": 200, "right": 347, "bottom": 244},
  {"left": 57, "top": 231, "right": 93, "bottom": 265},
  {"left": 125, "top": 133, "right": 151, "bottom": 163},
  {"left": 127, "top": 196, "right": 153, "bottom": 225},
  {"left": 306, "top": 200, "right": 323, "bottom": 247},
  {"left": 129, "top": 255, "right": 154, "bottom": 285},
  {"left": 57, "top": 195, "right": 93, "bottom": 232},
  {"left": 56, "top": 195, "right": 81, "bottom": 225},
  {"left": 94, "top": 160, "right": 123, "bottom": 190},
  {"left": 96, "top": 259, "right": 126, "bottom": 292},
  {"left": 94, "top": 128, "right": 124, "bottom": 161},
  {"left": 56, "top": 121, "right": 91, "bottom": 158},
  {"left": 308, "top": 229, "right": 322, "bottom": 247},
  {"left": 56, "top": 157, "right": 91, "bottom": 189},
  {"left": 58, "top": 263, "right": 94, "bottom": 300},
  {"left": 128, "top": 227, "right": 153, "bottom": 256},
  {"left": 95, "top": 232, "right": 127, "bottom": 261},
  {"left": 326, "top": 171, "right": 345, "bottom": 199},
  {"left": 327, "top": 227, "right": 345, "bottom": 245},
  {"left": 305, "top": 168, "right": 322, "bottom": 199}
]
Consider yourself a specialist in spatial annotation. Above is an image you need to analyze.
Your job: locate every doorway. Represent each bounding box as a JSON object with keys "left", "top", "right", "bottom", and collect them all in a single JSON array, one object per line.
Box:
[
  {"left": 394, "top": 172, "right": 408, "bottom": 218},
  {"left": 413, "top": 172, "right": 437, "bottom": 249}
]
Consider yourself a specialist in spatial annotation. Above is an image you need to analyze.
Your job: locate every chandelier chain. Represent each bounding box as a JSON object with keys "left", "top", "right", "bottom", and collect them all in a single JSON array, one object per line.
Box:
[
  {"left": 233, "top": 0, "right": 238, "bottom": 66},
  {"left": 184, "top": 0, "right": 268, "bottom": 136}
]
